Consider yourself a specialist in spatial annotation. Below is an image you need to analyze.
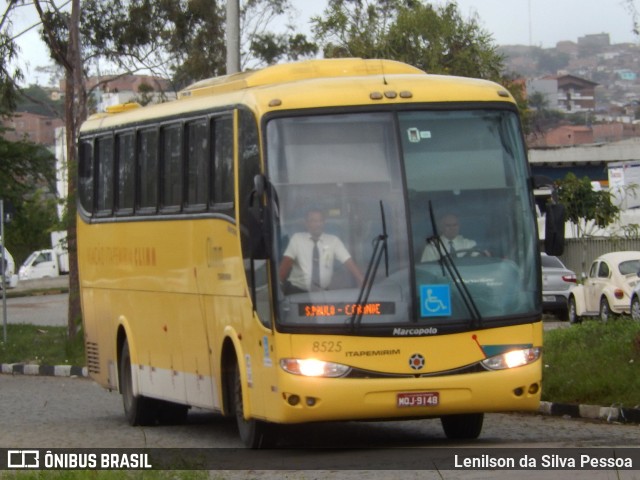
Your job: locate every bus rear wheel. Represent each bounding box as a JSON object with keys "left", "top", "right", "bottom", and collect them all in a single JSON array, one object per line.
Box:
[
  {"left": 232, "top": 361, "right": 277, "bottom": 448},
  {"left": 120, "top": 340, "right": 158, "bottom": 426},
  {"left": 441, "top": 413, "right": 484, "bottom": 439}
]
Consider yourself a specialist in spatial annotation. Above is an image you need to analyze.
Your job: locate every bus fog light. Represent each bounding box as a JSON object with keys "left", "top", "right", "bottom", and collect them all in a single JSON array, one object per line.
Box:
[
  {"left": 280, "top": 358, "right": 351, "bottom": 377},
  {"left": 481, "top": 347, "right": 541, "bottom": 370}
]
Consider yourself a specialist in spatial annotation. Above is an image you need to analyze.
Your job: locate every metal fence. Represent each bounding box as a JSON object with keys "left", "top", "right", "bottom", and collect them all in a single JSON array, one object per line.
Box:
[{"left": 554, "top": 238, "right": 640, "bottom": 276}]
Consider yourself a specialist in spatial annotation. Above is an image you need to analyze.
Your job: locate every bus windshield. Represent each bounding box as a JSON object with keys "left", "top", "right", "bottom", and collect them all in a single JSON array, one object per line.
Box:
[{"left": 266, "top": 109, "right": 539, "bottom": 333}]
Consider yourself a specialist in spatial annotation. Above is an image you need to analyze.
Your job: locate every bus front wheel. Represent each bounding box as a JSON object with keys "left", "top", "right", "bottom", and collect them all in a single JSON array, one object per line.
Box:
[
  {"left": 120, "top": 340, "right": 157, "bottom": 426},
  {"left": 441, "top": 413, "right": 484, "bottom": 439},
  {"left": 232, "top": 361, "right": 277, "bottom": 448}
]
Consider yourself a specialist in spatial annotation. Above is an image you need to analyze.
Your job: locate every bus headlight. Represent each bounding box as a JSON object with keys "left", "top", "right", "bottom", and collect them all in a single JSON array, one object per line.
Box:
[
  {"left": 280, "top": 358, "right": 351, "bottom": 377},
  {"left": 481, "top": 347, "right": 541, "bottom": 370}
]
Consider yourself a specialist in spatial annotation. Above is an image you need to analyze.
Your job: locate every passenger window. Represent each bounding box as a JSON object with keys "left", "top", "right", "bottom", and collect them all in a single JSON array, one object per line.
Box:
[
  {"left": 213, "top": 116, "right": 234, "bottom": 205},
  {"left": 186, "top": 119, "right": 209, "bottom": 210},
  {"left": 138, "top": 129, "right": 159, "bottom": 212},
  {"left": 96, "top": 136, "right": 115, "bottom": 215},
  {"left": 116, "top": 132, "right": 136, "bottom": 214},
  {"left": 78, "top": 140, "right": 95, "bottom": 214},
  {"left": 161, "top": 124, "right": 183, "bottom": 211}
]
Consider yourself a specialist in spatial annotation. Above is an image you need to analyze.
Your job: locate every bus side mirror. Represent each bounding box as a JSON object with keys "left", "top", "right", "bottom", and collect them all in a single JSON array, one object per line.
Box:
[{"left": 544, "top": 203, "right": 565, "bottom": 256}]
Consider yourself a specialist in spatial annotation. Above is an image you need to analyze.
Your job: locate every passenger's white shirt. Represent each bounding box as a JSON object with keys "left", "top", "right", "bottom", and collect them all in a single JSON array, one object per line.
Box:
[
  {"left": 421, "top": 235, "right": 477, "bottom": 262},
  {"left": 283, "top": 232, "right": 351, "bottom": 290}
]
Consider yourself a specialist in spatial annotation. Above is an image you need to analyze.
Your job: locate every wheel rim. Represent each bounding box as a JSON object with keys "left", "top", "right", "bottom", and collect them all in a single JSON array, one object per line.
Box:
[
  {"left": 632, "top": 299, "right": 640, "bottom": 320},
  {"left": 600, "top": 299, "right": 609, "bottom": 321},
  {"left": 568, "top": 299, "right": 577, "bottom": 323}
]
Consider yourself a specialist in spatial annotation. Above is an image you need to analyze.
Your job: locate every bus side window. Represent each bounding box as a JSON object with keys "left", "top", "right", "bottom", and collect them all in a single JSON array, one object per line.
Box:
[
  {"left": 138, "top": 128, "right": 159, "bottom": 213},
  {"left": 78, "top": 139, "right": 95, "bottom": 216},
  {"left": 212, "top": 115, "right": 234, "bottom": 208},
  {"left": 96, "top": 136, "right": 115, "bottom": 216},
  {"left": 160, "top": 123, "right": 183, "bottom": 212},
  {"left": 186, "top": 119, "right": 209, "bottom": 211},
  {"left": 116, "top": 132, "right": 136, "bottom": 215}
]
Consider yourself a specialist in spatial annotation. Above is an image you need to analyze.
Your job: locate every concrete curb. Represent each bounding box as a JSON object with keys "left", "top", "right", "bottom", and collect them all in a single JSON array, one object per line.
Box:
[
  {"left": 539, "top": 400, "right": 640, "bottom": 424},
  {"left": 1, "top": 362, "right": 88, "bottom": 378}
]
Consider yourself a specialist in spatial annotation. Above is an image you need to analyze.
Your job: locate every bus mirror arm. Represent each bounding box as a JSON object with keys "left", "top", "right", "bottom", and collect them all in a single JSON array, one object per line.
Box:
[
  {"left": 544, "top": 203, "right": 565, "bottom": 256},
  {"left": 248, "top": 174, "right": 280, "bottom": 260}
]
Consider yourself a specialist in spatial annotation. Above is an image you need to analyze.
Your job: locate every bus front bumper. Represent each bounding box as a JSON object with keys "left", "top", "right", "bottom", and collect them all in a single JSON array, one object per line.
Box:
[{"left": 257, "top": 361, "right": 542, "bottom": 424}]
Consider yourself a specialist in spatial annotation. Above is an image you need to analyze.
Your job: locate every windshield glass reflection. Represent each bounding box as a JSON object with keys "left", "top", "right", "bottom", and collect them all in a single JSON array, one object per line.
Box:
[{"left": 265, "top": 109, "right": 539, "bottom": 331}]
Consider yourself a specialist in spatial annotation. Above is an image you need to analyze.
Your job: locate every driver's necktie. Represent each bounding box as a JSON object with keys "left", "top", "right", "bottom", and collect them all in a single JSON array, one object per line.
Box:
[
  {"left": 449, "top": 240, "right": 456, "bottom": 257},
  {"left": 311, "top": 239, "right": 320, "bottom": 290}
]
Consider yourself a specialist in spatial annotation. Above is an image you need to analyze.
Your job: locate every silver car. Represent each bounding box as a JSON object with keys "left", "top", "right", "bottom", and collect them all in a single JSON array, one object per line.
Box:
[{"left": 541, "top": 254, "right": 576, "bottom": 320}]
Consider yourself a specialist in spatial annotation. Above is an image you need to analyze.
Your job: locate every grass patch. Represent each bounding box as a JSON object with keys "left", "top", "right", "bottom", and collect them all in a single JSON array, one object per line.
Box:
[
  {"left": 542, "top": 317, "right": 640, "bottom": 407},
  {"left": 0, "top": 324, "right": 85, "bottom": 367}
]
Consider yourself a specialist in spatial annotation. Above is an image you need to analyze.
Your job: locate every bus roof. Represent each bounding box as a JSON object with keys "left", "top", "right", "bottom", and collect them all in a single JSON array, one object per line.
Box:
[
  {"left": 80, "top": 58, "right": 514, "bottom": 133},
  {"left": 177, "top": 58, "right": 424, "bottom": 99}
]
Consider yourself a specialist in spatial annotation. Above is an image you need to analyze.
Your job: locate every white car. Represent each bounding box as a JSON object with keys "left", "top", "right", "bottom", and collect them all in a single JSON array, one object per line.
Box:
[{"left": 568, "top": 251, "right": 640, "bottom": 323}]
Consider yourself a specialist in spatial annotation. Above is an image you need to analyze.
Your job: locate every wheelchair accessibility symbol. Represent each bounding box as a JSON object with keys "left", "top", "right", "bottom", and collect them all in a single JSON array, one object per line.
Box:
[{"left": 420, "top": 285, "right": 452, "bottom": 317}]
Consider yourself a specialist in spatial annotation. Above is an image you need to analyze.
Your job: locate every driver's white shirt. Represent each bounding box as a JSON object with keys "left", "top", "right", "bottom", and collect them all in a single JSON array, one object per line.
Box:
[
  {"left": 283, "top": 232, "right": 352, "bottom": 290},
  {"left": 421, "top": 235, "right": 477, "bottom": 262}
]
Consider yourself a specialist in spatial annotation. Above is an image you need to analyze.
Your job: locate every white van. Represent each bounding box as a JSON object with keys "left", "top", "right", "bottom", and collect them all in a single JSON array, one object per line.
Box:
[{"left": 18, "top": 231, "right": 69, "bottom": 281}]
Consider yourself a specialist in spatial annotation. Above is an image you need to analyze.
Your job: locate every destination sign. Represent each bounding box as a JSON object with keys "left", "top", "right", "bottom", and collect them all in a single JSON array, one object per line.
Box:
[{"left": 299, "top": 302, "right": 396, "bottom": 317}]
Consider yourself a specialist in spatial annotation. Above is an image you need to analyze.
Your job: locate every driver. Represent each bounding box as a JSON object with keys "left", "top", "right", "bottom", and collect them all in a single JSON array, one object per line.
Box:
[
  {"left": 279, "top": 209, "right": 365, "bottom": 294},
  {"left": 422, "top": 213, "right": 487, "bottom": 262}
]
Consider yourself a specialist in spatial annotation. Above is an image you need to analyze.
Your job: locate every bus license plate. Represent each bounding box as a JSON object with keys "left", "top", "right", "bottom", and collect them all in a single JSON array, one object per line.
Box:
[{"left": 397, "top": 392, "right": 439, "bottom": 408}]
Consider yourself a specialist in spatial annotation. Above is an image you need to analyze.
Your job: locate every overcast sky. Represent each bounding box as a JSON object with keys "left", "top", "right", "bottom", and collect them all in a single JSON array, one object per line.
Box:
[
  {"left": 4, "top": 0, "right": 639, "bottom": 85},
  {"left": 291, "top": 0, "right": 639, "bottom": 47}
]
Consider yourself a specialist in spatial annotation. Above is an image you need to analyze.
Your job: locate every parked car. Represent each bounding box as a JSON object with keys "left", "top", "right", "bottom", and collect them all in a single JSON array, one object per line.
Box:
[
  {"left": 541, "top": 254, "right": 576, "bottom": 320},
  {"left": 568, "top": 251, "right": 640, "bottom": 323}
]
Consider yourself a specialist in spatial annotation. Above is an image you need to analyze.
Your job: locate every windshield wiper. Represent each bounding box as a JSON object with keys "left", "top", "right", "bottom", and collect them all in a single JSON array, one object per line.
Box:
[
  {"left": 350, "top": 200, "right": 389, "bottom": 332},
  {"left": 426, "top": 201, "right": 482, "bottom": 327}
]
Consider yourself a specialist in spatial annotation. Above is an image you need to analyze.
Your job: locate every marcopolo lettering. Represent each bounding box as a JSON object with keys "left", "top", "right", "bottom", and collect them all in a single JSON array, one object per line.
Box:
[{"left": 393, "top": 327, "right": 438, "bottom": 336}]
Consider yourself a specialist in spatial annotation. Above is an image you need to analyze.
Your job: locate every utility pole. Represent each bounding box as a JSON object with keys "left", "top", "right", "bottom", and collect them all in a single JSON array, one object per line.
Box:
[{"left": 226, "top": 0, "right": 241, "bottom": 74}]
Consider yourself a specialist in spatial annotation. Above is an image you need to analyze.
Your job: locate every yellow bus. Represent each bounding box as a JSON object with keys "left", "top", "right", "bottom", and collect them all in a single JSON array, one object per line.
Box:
[{"left": 78, "top": 58, "right": 548, "bottom": 448}]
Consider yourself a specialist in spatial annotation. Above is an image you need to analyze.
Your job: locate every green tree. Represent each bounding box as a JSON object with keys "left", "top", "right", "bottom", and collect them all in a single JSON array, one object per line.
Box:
[
  {"left": 556, "top": 173, "right": 620, "bottom": 274},
  {"left": 313, "top": 0, "right": 505, "bottom": 81},
  {"left": 0, "top": 3, "right": 23, "bottom": 116},
  {"left": 0, "top": 128, "right": 59, "bottom": 262},
  {"left": 78, "top": 0, "right": 316, "bottom": 87}
]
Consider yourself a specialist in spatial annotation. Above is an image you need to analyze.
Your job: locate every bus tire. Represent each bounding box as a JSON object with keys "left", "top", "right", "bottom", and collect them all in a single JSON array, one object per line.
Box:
[
  {"left": 440, "top": 413, "right": 484, "bottom": 439},
  {"left": 120, "top": 340, "right": 158, "bottom": 426},
  {"left": 232, "top": 361, "right": 277, "bottom": 448}
]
